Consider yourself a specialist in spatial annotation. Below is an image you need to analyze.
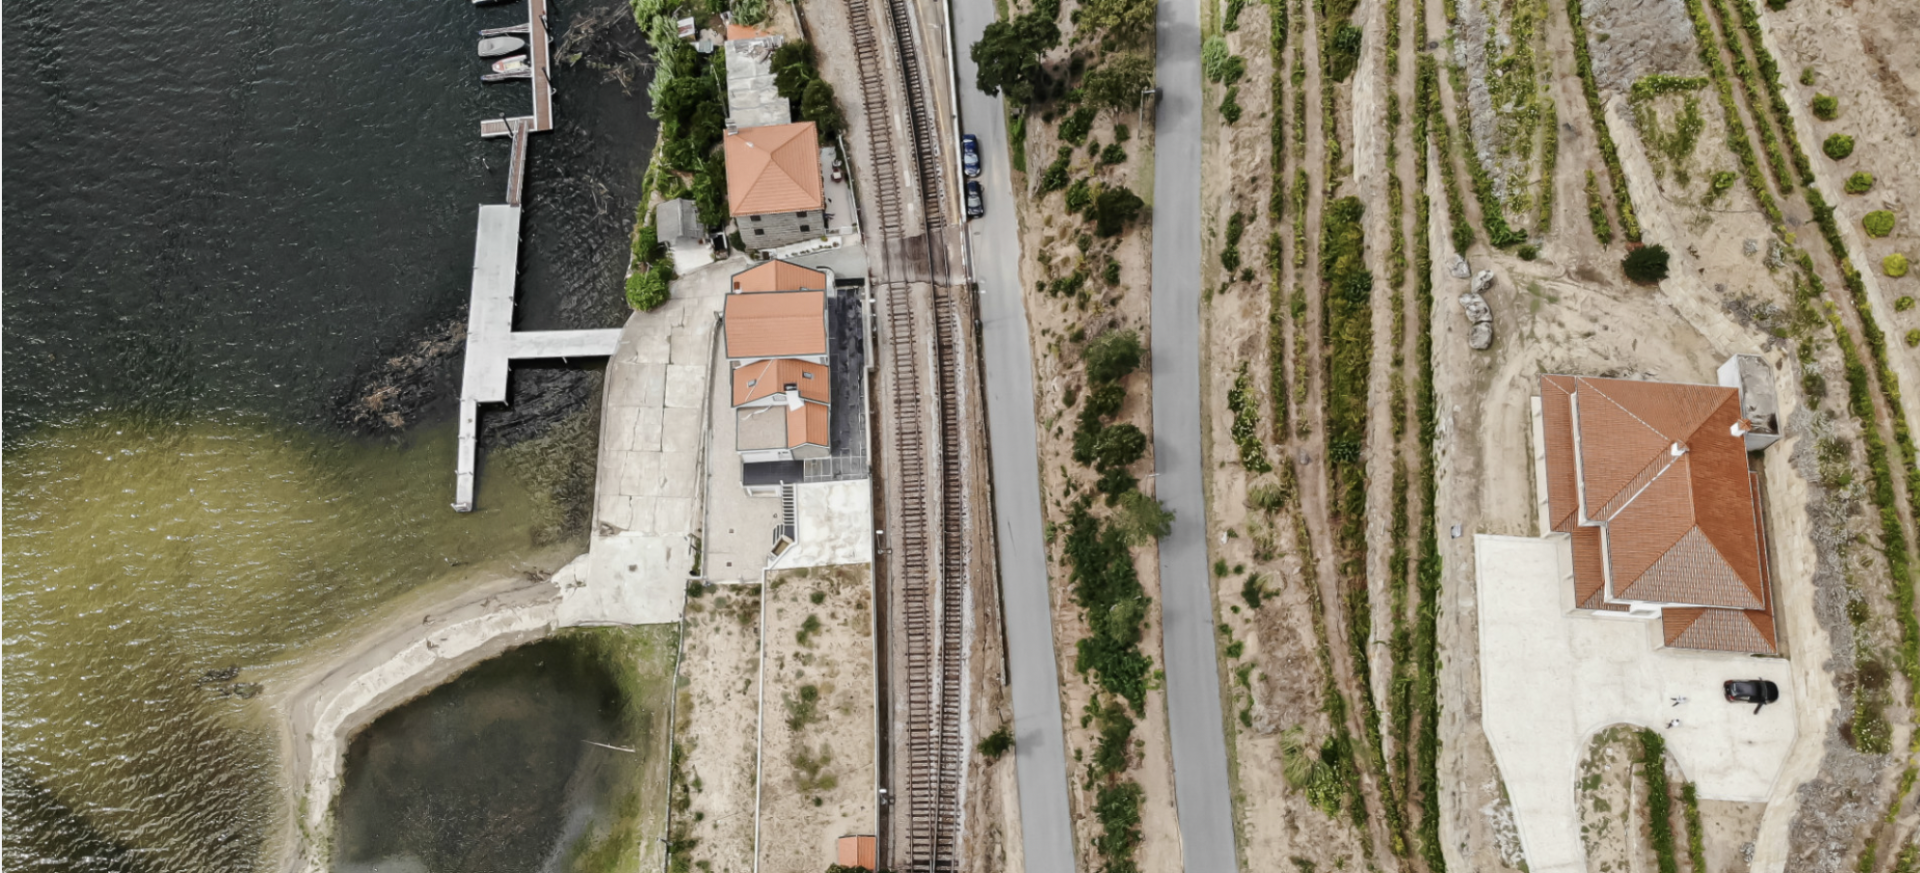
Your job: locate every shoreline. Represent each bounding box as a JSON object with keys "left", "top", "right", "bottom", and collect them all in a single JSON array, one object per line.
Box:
[{"left": 261, "top": 545, "right": 589, "bottom": 873}]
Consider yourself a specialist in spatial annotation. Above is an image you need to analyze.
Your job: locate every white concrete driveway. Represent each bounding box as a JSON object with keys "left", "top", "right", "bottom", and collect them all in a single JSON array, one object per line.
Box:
[{"left": 1474, "top": 534, "right": 1797, "bottom": 873}]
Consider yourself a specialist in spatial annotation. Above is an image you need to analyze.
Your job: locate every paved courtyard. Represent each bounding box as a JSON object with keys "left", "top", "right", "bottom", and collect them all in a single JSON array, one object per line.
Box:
[{"left": 1475, "top": 533, "right": 1796, "bottom": 873}]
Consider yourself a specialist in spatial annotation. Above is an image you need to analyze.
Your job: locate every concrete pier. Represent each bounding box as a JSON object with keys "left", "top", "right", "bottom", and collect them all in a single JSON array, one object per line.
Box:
[{"left": 452, "top": 206, "right": 623, "bottom": 511}]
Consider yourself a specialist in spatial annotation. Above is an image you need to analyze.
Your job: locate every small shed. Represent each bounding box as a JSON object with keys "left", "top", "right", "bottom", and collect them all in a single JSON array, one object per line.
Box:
[
  {"left": 654, "top": 198, "right": 706, "bottom": 248},
  {"left": 835, "top": 835, "right": 876, "bottom": 870},
  {"left": 1717, "top": 353, "right": 1781, "bottom": 452}
]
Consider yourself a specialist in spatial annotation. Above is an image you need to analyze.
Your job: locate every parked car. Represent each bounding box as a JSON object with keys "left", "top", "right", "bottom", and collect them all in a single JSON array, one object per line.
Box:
[
  {"left": 961, "top": 134, "right": 982, "bottom": 177},
  {"left": 1724, "top": 679, "right": 1779, "bottom": 713},
  {"left": 965, "top": 180, "right": 985, "bottom": 219}
]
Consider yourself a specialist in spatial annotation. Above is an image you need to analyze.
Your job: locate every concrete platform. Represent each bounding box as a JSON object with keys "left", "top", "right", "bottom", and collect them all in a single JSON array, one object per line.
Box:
[
  {"left": 1474, "top": 534, "right": 1796, "bottom": 873},
  {"left": 769, "top": 481, "right": 873, "bottom": 570}
]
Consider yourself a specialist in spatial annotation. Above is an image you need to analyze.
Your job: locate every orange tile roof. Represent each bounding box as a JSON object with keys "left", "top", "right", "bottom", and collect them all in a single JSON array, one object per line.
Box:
[
  {"left": 724, "top": 122, "right": 823, "bottom": 215},
  {"left": 1538, "top": 375, "right": 1773, "bottom": 631},
  {"left": 732, "top": 259, "right": 828, "bottom": 293},
  {"left": 1663, "top": 607, "right": 1777, "bottom": 653},
  {"left": 726, "top": 22, "right": 768, "bottom": 40},
  {"left": 837, "top": 835, "right": 876, "bottom": 869},
  {"left": 787, "top": 397, "right": 829, "bottom": 449},
  {"left": 732, "top": 358, "right": 830, "bottom": 406},
  {"left": 724, "top": 290, "right": 826, "bottom": 359}
]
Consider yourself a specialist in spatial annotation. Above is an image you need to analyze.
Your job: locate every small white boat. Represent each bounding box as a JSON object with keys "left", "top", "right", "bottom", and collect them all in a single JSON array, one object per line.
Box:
[
  {"left": 491, "top": 54, "right": 530, "bottom": 74},
  {"left": 478, "top": 36, "right": 526, "bottom": 57},
  {"left": 471, "top": 0, "right": 519, "bottom": 7}
]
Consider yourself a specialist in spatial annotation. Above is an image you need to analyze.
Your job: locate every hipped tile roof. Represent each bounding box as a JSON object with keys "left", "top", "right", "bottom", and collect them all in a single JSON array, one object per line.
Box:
[
  {"left": 723, "top": 122, "right": 823, "bottom": 215},
  {"left": 1539, "top": 375, "right": 1775, "bottom": 650}
]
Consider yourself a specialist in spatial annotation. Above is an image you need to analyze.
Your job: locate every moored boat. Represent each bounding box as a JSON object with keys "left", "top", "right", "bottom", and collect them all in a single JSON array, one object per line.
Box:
[{"left": 478, "top": 36, "right": 527, "bottom": 57}]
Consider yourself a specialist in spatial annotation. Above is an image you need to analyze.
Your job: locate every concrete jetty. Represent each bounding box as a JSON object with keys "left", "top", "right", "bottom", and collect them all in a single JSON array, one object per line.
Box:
[{"left": 450, "top": 0, "right": 624, "bottom": 512}]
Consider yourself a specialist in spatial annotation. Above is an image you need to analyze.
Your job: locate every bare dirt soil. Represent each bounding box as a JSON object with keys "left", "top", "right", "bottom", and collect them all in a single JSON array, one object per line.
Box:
[
  {"left": 674, "top": 583, "right": 764, "bottom": 873},
  {"left": 757, "top": 565, "right": 877, "bottom": 872}
]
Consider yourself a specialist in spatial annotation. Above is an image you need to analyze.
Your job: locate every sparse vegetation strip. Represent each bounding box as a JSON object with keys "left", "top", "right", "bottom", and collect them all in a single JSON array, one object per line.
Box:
[
  {"left": 1676, "top": 0, "right": 1782, "bottom": 225},
  {"left": 1562, "top": 0, "right": 1641, "bottom": 241},
  {"left": 1637, "top": 729, "right": 1680, "bottom": 873}
]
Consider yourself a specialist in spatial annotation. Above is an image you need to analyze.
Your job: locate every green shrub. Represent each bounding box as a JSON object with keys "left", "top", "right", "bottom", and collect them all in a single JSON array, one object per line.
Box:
[
  {"left": 1090, "top": 423, "right": 1147, "bottom": 470},
  {"left": 1060, "top": 105, "right": 1098, "bottom": 145},
  {"left": 1111, "top": 490, "right": 1174, "bottom": 545},
  {"left": 1081, "top": 53, "right": 1155, "bottom": 110},
  {"left": 1800, "top": 66, "right": 1816, "bottom": 85},
  {"left": 1085, "top": 328, "right": 1144, "bottom": 382},
  {"left": 1908, "top": 329, "right": 1920, "bottom": 349},
  {"left": 1039, "top": 146, "right": 1072, "bottom": 193},
  {"left": 1623, "top": 245, "right": 1671, "bottom": 284},
  {"left": 1846, "top": 171, "right": 1876, "bottom": 194},
  {"left": 1896, "top": 295, "right": 1915, "bottom": 312},
  {"left": 1202, "top": 36, "right": 1232, "bottom": 82},
  {"left": 1812, "top": 93, "right": 1839, "bottom": 120},
  {"left": 977, "top": 725, "right": 1014, "bottom": 759},
  {"left": 1241, "top": 573, "right": 1267, "bottom": 608},
  {"left": 1221, "top": 86, "right": 1243, "bottom": 123},
  {"left": 1227, "top": 367, "right": 1270, "bottom": 471},
  {"left": 626, "top": 268, "right": 672, "bottom": 310},
  {"left": 1864, "top": 210, "right": 1896, "bottom": 238},
  {"left": 1326, "top": 25, "right": 1364, "bottom": 82},
  {"left": 1102, "top": 259, "right": 1121, "bottom": 285},
  {"left": 1517, "top": 244, "right": 1539, "bottom": 261},
  {"left": 1585, "top": 170, "right": 1614, "bottom": 246},
  {"left": 1638, "top": 730, "right": 1680, "bottom": 873},
  {"left": 1885, "top": 254, "right": 1909, "bottom": 278},
  {"left": 1824, "top": 133, "right": 1855, "bottom": 160},
  {"left": 1101, "top": 142, "right": 1127, "bottom": 165},
  {"left": 1065, "top": 177, "right": 1094, "bottom": 213},
  {"left": 732, "top": 0, "right": 767, "bottom": 24}
]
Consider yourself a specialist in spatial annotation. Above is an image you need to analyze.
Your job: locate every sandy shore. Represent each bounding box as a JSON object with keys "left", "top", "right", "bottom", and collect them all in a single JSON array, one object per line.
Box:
[{"left": 260, "top": 544, "right": 589, "bottom": 873}]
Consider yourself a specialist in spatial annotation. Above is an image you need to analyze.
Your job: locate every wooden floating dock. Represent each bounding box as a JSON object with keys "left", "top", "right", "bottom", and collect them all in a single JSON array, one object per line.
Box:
[
  {"left": 480, "top": 0, "right": 553, "bottom": 138},
  {"left": 453, "top": 0, "right": 622, "bottom": 512}
]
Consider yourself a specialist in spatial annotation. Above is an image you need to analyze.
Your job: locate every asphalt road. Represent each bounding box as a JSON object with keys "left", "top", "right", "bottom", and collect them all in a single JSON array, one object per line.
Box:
[
  {"left": 948, "top": 3, "right": 1079, "bottom": 871},
  {"left": 1151, "top": 0, "right": 1241, "bottom": 869}
]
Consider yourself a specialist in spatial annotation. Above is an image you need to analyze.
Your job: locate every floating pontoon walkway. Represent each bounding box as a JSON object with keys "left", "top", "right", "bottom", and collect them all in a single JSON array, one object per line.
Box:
[
  {"left": 451, "top": 0, "right": 622, "bottom": 512},
  {"left": 480, "top": 0, "right": 553, "bottom": 138},
  {"left": 453, "top": 206, "right": 621, "bottom": 511}
]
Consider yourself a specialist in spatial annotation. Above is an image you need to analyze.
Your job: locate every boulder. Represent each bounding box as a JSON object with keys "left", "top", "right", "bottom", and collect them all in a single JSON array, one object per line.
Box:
[
  {"left": 1472, "top": 269, "right": 1496, "bottom": 295},
  {"left": 1459, "top": 291, "right": 1493, "bottom": 325},
  {"left": 1450, "top": 254, "right": 1471, "bottom": 278},
  {"left": 1469, "top": 322, "right": 1495, "bottom": 350}
]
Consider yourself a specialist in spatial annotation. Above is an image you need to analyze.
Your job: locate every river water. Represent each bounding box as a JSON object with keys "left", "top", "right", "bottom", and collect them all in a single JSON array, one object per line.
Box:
[{"left": 1, "top": 0, "right": 653, "bottom": 866}]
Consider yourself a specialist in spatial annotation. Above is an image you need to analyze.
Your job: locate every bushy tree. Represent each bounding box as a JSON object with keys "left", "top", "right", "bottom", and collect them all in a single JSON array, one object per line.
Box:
[
  {"left": 1864, "top": 210, "right": 1896, "bottom": 238},
  {"left": 772, "top": 41, "right": 818, "bottom": 100},
  {"left": 970, "top": 11, "right": 1059, "bottom": 104},
  {"left": 1078, "top": 0, "right": 1155, "bottom": 44},
  {"left": 691, "top": 159, "right": 729, "bottom": 227},
  {"left": 1090, "top": 185, "right": 1145, "bottom": 237},
  {"left": 1065, "top": 177, "right": 1093, "bottom": 213},
  {"left": 1846, "top": 171, "right": 1875, "bottom": 194},
  {"left": 1082, "top": 53, "right": 1155, "bottom": 110},
  {"left": 1823, "top": 133, "right": 1855, "bottom": 160},
  {"left": 977, "top": 725, "right": 1014, "bottom": 759},
  {"left": 1882, "top": 253, "right": 1908, "bottom": 278},
  {"left": 1085, "top": 328, "right": 1144, "bottom": 383},
  {"left": 1622, "top": 244, "right": 1671, "bottom": 284},
  {"left": 1092, "top": 423, "right": 1147, "bottom": 470},
  {"left": 800, "top": 78, "right": 845, "bottom": 134},
  {"left": 1811, "top": 93, "right": 1839, "bottom": 120}
]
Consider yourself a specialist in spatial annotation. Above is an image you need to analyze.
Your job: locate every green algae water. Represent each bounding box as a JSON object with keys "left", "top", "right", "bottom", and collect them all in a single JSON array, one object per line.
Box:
[
  {"left": 331, "top": 628, "right": 675, "bottom": 873},
  {"left": 1, "top": 413, "right": 563, "bottom": 871}
]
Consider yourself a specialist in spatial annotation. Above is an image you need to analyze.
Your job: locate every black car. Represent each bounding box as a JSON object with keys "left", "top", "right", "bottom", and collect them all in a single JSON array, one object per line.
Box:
[
  {"left": 1724, "top": 679, "right": 1780, "bottom": 713},
  {"left": 961, "top": 134, "right": 982, "bottom": 178},
  {"left": 965, "top": 180, "right": 985, "bottom": 219}
]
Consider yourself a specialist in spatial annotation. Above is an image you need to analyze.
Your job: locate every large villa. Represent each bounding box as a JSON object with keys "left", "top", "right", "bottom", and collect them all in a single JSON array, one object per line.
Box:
[{"left": 1534, "top": 359, "right": 1782, "bottom": 654}]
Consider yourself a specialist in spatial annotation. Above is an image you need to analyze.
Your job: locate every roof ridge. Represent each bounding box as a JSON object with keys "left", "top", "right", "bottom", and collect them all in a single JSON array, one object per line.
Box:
[{"left": 1577, "top": 377, "right": 1671, "bottom": 442}]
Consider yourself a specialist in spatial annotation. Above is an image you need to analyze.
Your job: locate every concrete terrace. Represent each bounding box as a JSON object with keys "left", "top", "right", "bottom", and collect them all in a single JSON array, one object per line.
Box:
[{"left": 1474, "top": 534, "right": 1796, "bottom": 873}]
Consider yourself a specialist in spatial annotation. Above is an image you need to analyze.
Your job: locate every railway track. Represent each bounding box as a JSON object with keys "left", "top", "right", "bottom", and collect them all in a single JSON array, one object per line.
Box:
[{"left": 842, "top": 0, "right": 965, "bottom": 866}]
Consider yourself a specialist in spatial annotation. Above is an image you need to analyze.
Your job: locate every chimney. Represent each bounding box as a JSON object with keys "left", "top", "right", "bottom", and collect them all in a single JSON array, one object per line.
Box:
[
  {"left": 1670, "top": 441, "right": 1688, "bottom": 457},
  {"left": 1730, "top": 418, "right": 1753, "bottom": 438}
]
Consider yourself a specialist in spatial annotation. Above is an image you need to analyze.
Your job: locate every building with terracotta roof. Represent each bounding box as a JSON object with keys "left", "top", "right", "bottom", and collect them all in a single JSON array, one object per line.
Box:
[
  {"left": 723, "top": 121, "right": 825, "bottom": 252},
  {"left": 1536, "top": 371, "right": 1779, "bottom": 653},
  {"left": 730, "top": 258, "right": 828, "bottom": 293},
  {"left": 835, "top": 835, "right": 877, "bottom": 870},
  {"left": 724, "top": 261, "right": 837, "bottom": 462}
]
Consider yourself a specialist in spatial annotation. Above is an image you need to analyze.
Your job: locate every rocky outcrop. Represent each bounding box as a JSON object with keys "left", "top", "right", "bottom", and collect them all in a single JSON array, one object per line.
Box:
[{"left": 1460, "top": 270, "right": 1496, "bottom": 350}]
